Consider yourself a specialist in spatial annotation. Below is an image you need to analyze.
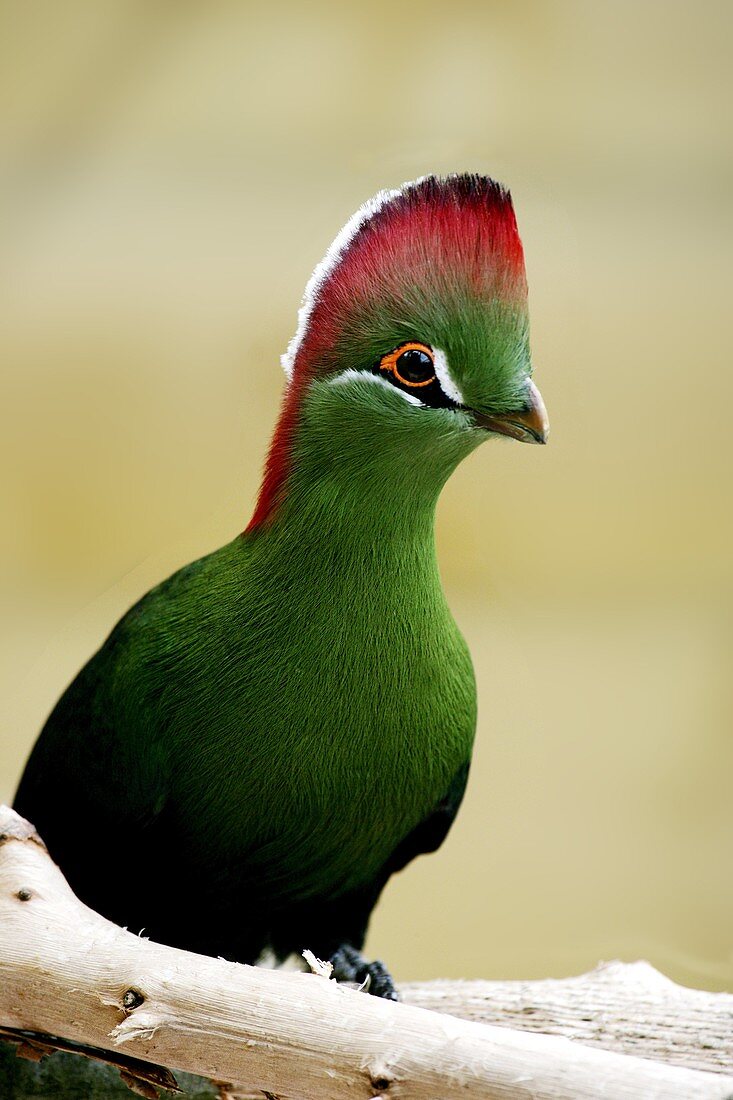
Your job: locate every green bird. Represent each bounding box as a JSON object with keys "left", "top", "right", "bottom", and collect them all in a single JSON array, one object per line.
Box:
[{"left": 15, "top": 174, "right": 548, "bottom": 998}]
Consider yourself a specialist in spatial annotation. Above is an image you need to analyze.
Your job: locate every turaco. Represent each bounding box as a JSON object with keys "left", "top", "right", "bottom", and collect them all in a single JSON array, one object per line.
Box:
[{"left": 15, "top": 174, "right": 549, "bottom": 999}]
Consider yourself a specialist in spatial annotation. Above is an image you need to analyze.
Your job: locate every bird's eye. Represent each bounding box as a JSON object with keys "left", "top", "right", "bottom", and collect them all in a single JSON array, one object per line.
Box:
[{"left": 379, "top": 342, "right": 436, "bottom": 388}]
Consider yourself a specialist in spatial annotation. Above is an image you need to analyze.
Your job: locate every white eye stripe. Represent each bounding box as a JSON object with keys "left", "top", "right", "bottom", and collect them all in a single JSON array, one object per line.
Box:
[
  {"left": 432, "top": 347, "right": 464, "bottom": 406},
  {"left": 327, "top": 369, "right": 423, "bottom": 406}
]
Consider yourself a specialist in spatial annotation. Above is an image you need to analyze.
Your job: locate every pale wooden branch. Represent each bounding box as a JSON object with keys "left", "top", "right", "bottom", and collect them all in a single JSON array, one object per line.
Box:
[
  {"left": 402, "top": 963, "right": 733, "bottom": 1077},
  {"left": 0, "top": 805, "right": 731, "bottom": 1100}
]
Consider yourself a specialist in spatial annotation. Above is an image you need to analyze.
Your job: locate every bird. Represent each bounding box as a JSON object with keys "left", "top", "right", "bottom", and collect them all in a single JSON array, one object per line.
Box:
[{"left": 15, "top": 174, "right": 548, "bottom": 999}]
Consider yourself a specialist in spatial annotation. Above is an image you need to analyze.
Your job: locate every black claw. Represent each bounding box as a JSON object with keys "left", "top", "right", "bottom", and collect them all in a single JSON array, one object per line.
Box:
[
  {"left": 365, "top": 959, "right": 399, "bottom": 1001},
  {"left": 329, "top": 945, "right": 399, "bottom": 1000}
]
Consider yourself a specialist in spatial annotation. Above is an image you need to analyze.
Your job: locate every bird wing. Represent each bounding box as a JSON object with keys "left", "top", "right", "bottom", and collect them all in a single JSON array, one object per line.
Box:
[
  {"left": 381, "top": 759, "right": 470, "bottom": 877},
  {"left": 13, "top": 622, "right": 173, "bottom": 921}
]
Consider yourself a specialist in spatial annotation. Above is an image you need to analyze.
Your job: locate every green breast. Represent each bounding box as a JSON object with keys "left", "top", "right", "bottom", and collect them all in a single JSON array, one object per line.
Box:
[{"left": 121, "top": 525, "right": 475, "bottom": 905}]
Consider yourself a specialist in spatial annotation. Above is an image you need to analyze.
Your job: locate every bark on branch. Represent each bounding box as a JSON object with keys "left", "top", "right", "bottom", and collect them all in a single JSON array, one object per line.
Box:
[{"left": 0, "top": 805, "right": 731, "bottom": 1100}]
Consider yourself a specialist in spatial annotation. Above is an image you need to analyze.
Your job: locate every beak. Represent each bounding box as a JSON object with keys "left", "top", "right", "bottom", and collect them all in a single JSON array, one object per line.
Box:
[{"left": 469, "top": 380, "right": 549, "bottom": 445}]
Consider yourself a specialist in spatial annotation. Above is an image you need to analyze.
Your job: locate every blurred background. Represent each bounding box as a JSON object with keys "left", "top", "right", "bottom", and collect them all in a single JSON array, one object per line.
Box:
[{"left": 1, "top": 1, "right": 730, "bottom": 991}]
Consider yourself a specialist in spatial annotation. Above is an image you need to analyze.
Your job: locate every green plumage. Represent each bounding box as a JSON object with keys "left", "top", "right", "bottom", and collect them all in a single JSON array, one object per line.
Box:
[{"left": 15, "top": 175, "right": 546, "bottom": 992}]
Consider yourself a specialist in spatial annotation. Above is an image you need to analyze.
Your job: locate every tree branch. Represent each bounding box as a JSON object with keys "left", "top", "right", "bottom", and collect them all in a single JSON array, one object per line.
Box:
[
  {"left": 402, "top": 962, "right": 733, "bottom": 1077},
  {"left": 0, "top": 805, "right": 731, "bottom": 1100}
]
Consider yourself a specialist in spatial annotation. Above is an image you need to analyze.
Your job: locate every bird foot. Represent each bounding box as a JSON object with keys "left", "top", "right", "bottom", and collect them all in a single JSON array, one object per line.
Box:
[{"left": 329, "top": 944, "right": 399, "bottom": 1000}]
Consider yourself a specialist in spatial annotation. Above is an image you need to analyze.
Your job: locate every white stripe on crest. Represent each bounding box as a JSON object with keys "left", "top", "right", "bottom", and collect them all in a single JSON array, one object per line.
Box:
[{"left": 281, "top": 179, "right": 429, "bottom": 378}]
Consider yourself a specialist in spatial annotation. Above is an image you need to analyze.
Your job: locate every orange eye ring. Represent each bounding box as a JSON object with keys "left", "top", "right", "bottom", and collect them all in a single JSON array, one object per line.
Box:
[{"left": 379, "top": 342, "right": 436, "bottom": 387}]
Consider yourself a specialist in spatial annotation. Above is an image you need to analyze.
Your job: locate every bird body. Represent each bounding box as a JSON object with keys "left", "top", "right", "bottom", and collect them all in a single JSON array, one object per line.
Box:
[{"left": 15, "top": 175, "right": 547, "bottom": 993}]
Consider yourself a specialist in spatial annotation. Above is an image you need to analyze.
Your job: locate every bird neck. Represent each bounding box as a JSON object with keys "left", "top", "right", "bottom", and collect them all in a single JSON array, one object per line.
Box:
[{"left": 246, "top": 377, "right": 481, "bottom": 561}]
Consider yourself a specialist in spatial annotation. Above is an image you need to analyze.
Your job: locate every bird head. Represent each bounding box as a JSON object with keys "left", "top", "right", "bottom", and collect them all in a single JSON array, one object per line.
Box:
[{"left": 248, "top": 174, "right": 548, "bottom": 530}]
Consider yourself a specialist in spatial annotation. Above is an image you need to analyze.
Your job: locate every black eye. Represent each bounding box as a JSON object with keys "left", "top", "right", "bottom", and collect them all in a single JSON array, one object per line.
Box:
[
  {"left": 395, "top": 348, "right": 434, "bottom": 385},
  {"left": 379, "top": 342, "right": 436, "bottom": 388}
]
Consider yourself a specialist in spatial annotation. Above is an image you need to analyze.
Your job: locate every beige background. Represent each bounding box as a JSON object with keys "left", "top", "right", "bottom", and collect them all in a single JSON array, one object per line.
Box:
[{"left": 1, "top": 2, "right": 731, "bottom": 990}]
